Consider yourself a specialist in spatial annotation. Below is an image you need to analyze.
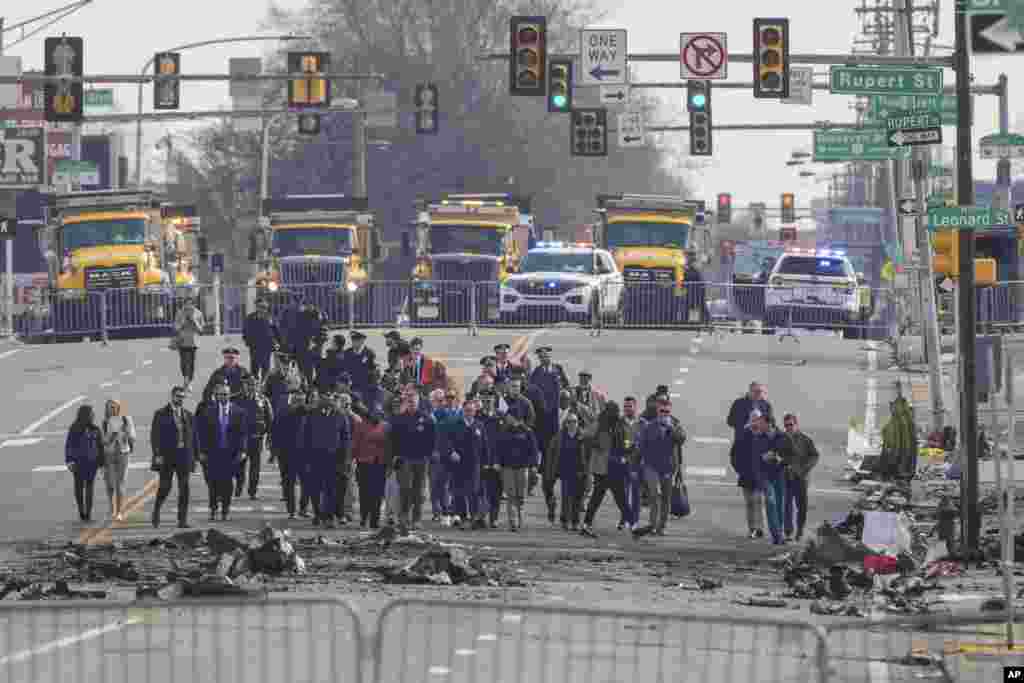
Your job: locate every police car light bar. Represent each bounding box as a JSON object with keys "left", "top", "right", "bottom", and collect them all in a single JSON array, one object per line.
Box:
[{"left": 534, "top": 241, "right": 565, "bottom": 248}]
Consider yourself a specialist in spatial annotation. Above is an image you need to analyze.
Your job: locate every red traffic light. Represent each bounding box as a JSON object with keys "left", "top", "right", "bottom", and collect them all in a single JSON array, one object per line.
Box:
[{"left": 717, "top": 193, "right": 731, "bottom": 207}]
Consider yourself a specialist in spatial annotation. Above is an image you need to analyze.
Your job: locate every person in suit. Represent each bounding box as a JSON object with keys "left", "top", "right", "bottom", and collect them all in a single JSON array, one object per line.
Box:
[
  {"left": 197, "top": 382, "right": 249, "bottom": 521},
  {"left": 342, "top": 330, "right": 377, "bottom": 396},
  {"left": 242, "top": 297, "right": 280, "bottom": 382},
  {"left": 150, "top": 386, "right": 200, "bottom": 528},
  {"left": 302, "top": 391, "right": 350, "bottom": 528}
]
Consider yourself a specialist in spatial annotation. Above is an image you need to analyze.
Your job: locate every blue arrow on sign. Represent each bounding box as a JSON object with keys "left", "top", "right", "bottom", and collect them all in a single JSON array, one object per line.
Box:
[{"left": 590, "top": 66, "right": 620, "bottom": 81}]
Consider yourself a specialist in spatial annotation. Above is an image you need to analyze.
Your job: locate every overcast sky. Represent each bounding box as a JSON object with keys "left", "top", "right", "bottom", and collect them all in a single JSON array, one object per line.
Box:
[{"left": 1, "top": 0, "right": 1021, "bottom": 209}]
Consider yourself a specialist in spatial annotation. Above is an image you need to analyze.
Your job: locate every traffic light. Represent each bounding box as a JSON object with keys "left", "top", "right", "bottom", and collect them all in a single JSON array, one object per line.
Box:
[
  {"left": 687, "top": 80, "right": 709, "bottom": 113},
  {"left": 932, "top": 230, "right": 957, "bottom": 276},
  {"left": 547, "top": 58, "right": 572, "bottom": 113},
  {"left": 415, "top": 83, "right": 438, "bottom": 134},
  {"left": 153, "top": 52, "right": 181, "bottom": 110},
  {"left": 753, "top": 18, "right": 790, "bottom": 98},
  {"left": 717, "top": 193, "right": 732, "bottom": 223},
  {"left": 44, "top": 36, "right": 84, "bottom": 122},
  {"left": 570, "top": 108, "right": 607, "bottom": 157},
  {"left": 297, "top": 113, "right": 320, "bottom": 136},
  {"left": 287, "top": 52, "right": 330, "bottom": 108},
  {"left": 510, "top": 16, "right": 547, "bottom": 96},
  {"left": 781, "top": 193, "right": 795, "bottom": 222}
]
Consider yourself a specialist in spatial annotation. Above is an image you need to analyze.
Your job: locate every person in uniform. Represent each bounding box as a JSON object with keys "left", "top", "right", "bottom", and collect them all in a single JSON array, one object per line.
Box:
[
  {"left": 197, "top": 383, "right": 249, "bottom": 521},
  {"left": 430, "top": 389, "right": 460, "bottom": 524},
  {"left": 342, "top": 330, "right": 377, "bottom": 396},
  {"left": 278, "top": 296, "right": 305, "bottom": 358},
  {"left": 302, "top": 391, "right": 350, "bottom": 528},
  {"left": 493, "top": 344, "right": 516, "bottom": 384},
  {"left": 202, "top": 347, "right": 254, "bottom": 404},
  {"left": 477, "top": 390, "right": 503, "bottom": 528},
  {"left": 242, "top": 298, "right": 280, "bottom": 383},
  {"left": 572, "top": 371, "right": 606, "bottom": 426},
  {"left": 237, "top": 375, "right": 274, "bottom": 500},
  {"left": 318, "top": 335, "right": 348, "bottom": 393},
  {"left": 445, "top": 398, "right": 490, "bottom": 530},
  {"left": 271, "top": 390, "right": 306, "bottom": 519},
  {"left": 471, "top": 356, "right": 498, "bottom": 395},
  {"left": 295, "top": 301, "right": 327, "bottom": 387},
  {"left": 150, "top": 386, "right": 199, "bottom": 529}
]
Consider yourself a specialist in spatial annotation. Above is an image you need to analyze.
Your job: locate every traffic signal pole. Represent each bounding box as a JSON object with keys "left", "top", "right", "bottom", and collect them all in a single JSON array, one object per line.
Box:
[{"left": 954, "top": 0, "right": 980, "bottom": 553}]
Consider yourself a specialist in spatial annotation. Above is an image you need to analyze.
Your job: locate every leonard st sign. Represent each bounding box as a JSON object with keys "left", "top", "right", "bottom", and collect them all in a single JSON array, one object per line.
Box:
[{"left": 0, "top": 127, "right": 45, "bottom": 186}]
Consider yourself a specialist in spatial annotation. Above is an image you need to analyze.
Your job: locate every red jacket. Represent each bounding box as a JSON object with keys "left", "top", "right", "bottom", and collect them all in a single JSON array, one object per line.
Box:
[{"left": 354, "top": 420, "right": 391, "bottom": 465}]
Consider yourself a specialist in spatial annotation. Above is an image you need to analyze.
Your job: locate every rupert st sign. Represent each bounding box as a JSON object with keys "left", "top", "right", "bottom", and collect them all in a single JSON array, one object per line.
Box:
[{"left": 0, "top": 127, "right": 45, "bottom": 187}]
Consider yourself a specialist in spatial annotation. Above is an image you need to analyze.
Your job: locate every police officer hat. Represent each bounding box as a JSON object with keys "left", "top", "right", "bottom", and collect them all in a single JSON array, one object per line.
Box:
[
  {"left": 410, "top": 337, "right": 424, "bottom": 348},
  {"left": 478, "top": 389, "right": 497, "bottom": 399},
  {"left": 655, "top": 384, "right": 669, "bottom": 394},
  {"left": 222, "top": 346, "right": 240, "bottom": 355},
  {"left": 494, "top": 343, "right": 510, "bottom": 353},
  {"left": 350, "top": 330, "right": 366, "bottom": 341},
  {"left": 481, "top": 355, "right": 497, "bottom": 366},
  {"left": 578, "top": 370, "right": 592, "bottom": 378},
  {"left": 535, "top": 346, "right": 553, "bottom": 355},
  {"left": 384, "top": 330, "right": 401, "bottom": 340}
]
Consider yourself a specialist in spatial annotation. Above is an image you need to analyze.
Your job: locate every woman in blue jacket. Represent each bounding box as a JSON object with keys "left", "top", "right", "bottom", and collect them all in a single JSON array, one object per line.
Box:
[
  {"left": 65, "top": 404, "right": 103, "bottom": 522},
  {"left": 497, "top": 415, "right": 540, "bottom": 531}
]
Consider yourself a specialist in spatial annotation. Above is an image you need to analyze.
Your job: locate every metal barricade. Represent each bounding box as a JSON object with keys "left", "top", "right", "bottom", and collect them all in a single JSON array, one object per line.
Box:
[
  {"left": 43, "top": 290, "right": 104, "bottom": 339},
  {"left": 0, "top": 595, "right": 363, "bottom": 683},
  {"left": 826, "top": 613, "right": 1024, "bottom": 682},
  {"left": 103, "top": 287, "right": 178, "bottom": 334},
  {"left": 977, "top": 281, "right": 1024, "bottom": 334},
  {"left": 372, "top": 599, "right": 829, "bottom": 683},
  {"left": 404, "top": 280, "right": 477, "bottom": 328}
]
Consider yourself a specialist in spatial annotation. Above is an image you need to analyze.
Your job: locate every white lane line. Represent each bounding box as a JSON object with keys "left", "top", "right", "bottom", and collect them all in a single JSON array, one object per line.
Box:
[
  {"left": 0, "top": 349, "right": 21, "bottom": 360},
  {"left": 693, "top": 436, "right": 731, "bottom": 445},
  {"left": 689, "top": 480, "right": 857, "bottom": 496},
  {"left": 0, "top": 617, "right": 142, "bottom": 665},
  {"left": 454, "top": 649, "right": 476, "bottom": 657},
  {"left": 428, "top": 666, "right": 451, "bottom": 675},
  {"left": 121, "top": 370, "right": 133, "bottom": 376},
  {"left": 670, "top": 393, "right": 681, "bottom": 398},
  {"left": 34, "top": 461, "right": 153, "bottom": 473},
  {"left": 476, "top": 633, "right": 498, "bottom": 642},
  {"left": 100, "top": 382, "right": 115, "bottom": 388},
  {"left": 678, "top": 367, "right": 689, "bottom": 373},
  {"left": 1, "top": 438, "right": 43, "bottom": 448},
  {"left": 20, "top": 395, "right": 87, "bottom": 435},
  {"left": 142, "top": 360, "right": 153, "bottom": 367},
  {"left": 673, "top": 379, "right": 685, "bottom": 385},
  {"left": 501, "top": 614, "right": 522, "bottom": 623},
  {"left": 687, "top": 466, "right": 727, "bottom": 477}
]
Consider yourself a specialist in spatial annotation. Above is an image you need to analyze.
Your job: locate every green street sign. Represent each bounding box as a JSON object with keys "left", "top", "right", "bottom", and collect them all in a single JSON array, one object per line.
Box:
[
  {"left": 813, "top": 129, "right": 911, "bottom": 162},
  {"left": 830, "top": 66, "right": 943, "bottom": 96},
  {"left": 83, "top": 89, "right": 114, "bottom": 109},
  {"left": 969, "top": 0, "right": 1013, "bottom": 13},
  {"left": 54, "top": 160, "right": 99, "bottom": 185},
  {"left": 928, "top": 205, "right": 1002, "bottom": 231},
  {"left": 871, "top": 94, "right": 958, "bottom": 125},
  {"left": 886, "top": 110, "right": 942, "bottom": 130},
  {"left": 979, "top": 132, "right": 1024, "bottom": 159}
]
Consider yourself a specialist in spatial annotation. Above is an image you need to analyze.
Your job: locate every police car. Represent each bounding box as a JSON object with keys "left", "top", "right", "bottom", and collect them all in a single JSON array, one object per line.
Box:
[
  {"left": 500, "top": 242, "right": 625, "bottom": 323},
  {"left": 764, "top": 248, "right": 870, "bottom": 338}
]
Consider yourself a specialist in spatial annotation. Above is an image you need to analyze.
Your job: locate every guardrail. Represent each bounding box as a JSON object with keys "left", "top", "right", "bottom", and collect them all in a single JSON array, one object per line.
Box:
[{"left": 9, "top": 279, "right": 1024, "bottom": 342}]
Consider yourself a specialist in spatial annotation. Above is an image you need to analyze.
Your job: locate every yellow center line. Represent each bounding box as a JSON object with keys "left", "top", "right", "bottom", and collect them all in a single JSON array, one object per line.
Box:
[{"left": 78, "top": 477, "right": 159, "bottom": 545}]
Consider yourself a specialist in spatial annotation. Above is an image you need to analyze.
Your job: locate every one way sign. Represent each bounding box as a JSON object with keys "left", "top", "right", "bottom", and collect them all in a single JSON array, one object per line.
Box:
[{"left": 0, "top": 216, "right": 14, "bottom": 240}]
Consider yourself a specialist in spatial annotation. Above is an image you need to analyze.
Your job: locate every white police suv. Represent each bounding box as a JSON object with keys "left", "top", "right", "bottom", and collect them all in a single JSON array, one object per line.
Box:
[
  {"left": 500, "top": 242, "right": 624, "bottom": 323},
  {"left": 764, "top": 248, "right": 870, "bottom": 338}
]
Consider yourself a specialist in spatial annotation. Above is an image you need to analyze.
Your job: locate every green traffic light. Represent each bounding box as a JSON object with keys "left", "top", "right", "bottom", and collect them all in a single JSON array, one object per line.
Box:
[
  {"left": 552, "top": 94, "right": 567, "bottom": 108},
  {"left": 691, "top": 94, "right": 706, "bottom": 109}
]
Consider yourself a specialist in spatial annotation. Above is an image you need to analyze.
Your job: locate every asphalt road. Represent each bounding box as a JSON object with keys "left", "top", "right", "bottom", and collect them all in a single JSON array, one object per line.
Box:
[{"left": 0, "top": 326, "right": 898, "bottom": 682}]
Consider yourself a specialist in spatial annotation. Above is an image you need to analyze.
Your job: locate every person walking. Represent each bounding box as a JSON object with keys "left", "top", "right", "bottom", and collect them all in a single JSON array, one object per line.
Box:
[
  {"left": 172, "top": 297, "right": 205, "bottom": 393},
  {"left": 150, "top": 387, "right": 199, "bottom": 528},
  {"left": 342, "top": 330, "right": 377, "bottom": 397},
  {"left": 355, "top": 410, "right": 390, "bottom": 528},
  {"left": 734, "top": 409, "right": 787, "bottom": 543},
  {"left": 100, "top": 399, "right": 136, "bottom": 521},
  {"left": 242, "top": 297, "right": 280, "bottom": 383},
  {"left": 237, "top": 375, "right": 274, "bottom": 500},
  {"left": 634, "top": 398, "right": 687, "bottom": 538},
  {"left": 65, "top": 404, "right": 103, "bottom": 522},
  {"left": 496, "top": 415, "right": 540, "bottom": 531},
  {"left": 197, "top": 383, "right": 249, "bottom": 521},
  {"left": 202, "top": 347, "right": 254, "bottom": 403},
  {"left": 334, "top": 393, "right": 359, "bottom": 523},
  {"left": 621, "top": 397, "right": 646, "bottom": 531},
  {"left": 389, "top": 391, "right": 436, "bottom": 530},
  {"left": 431, "top": 390, "right": 460, "bottom": 524},
  {"left": 580, "top": 401, "right": 631, "bottom": 538},
  {"left": 780, "top": 413, "right": 819, "bottom": 542},
  {"left": 727, "top": 382, "right": 773, "bottom": 466},
  {"left": 446, "top": 399, "right": 490, "bottom": 530},
  {"left": 302, "top": 392, "right": 350, "bottom": 528},
  {"left": 477, "top": 391, "right": 503, "bottom": 529},
  {"left": 270, "top": 391, "right": 305, "bottom": 519},
  {"left": 544, "top": 412, "right": 587, "bottom": 531}
]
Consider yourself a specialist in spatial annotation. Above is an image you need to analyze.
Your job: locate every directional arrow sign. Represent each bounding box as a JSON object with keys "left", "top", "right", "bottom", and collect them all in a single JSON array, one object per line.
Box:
[
  {"left": 971, "top": 13, "right": 1024, "bottom": 52},
  {"left": 0, "top": 216, "right": 14, "bottom": 240},
  {"left": 887, "top": 115, "right": 942, "bottom": 147},
  {"left": 897, "top": 198, "right": 921, "bottom": 216},
  {"left": 600, "top": 85, "right": 630, "bottom": 105},
  {"left": 617, "top": 111, "right": 645, "bottom": 147},
  {"left": 580, "top": 29, "right": 627, "bottom": 86}
]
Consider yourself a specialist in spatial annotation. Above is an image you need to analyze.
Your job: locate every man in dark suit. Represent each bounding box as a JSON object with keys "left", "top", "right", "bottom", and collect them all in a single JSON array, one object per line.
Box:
[
  {"left": 242, "top": 297, "right": 281, "bottom": 382},
  {"left": 342, "top": 330, "right": 377, "bottom": 396},
  {"left": 197, "top": 382, "right": 249, "bottom": 521},
  {"left": 150, "top": 386, "right": 200, "bottom": 528}
]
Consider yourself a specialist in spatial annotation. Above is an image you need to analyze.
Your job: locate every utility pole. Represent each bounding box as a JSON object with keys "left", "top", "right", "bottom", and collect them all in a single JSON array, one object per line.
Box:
[
  {"left": 352, "top": 61, "right": 368, "bottom": 198},
  {"left": 0, "top": 16, "right": 11, "bottom": 341},
  {"left": 954, "top": 0, "right": 980, "bottom": 553}
]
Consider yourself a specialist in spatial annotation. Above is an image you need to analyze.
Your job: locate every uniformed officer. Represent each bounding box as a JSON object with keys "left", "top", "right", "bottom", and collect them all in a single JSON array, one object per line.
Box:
[
  {"left": 296, "top": 301, "right": 327, "bottom": 387},
  {"left": 343, "top": 330, "right": 377, "bottom": 396},
  {"left": 529, "top": 347, "right": 568, "bottom": 497},
  {"left": 493, "top": 344, "right": 515, "bottom": 384},
  {"left": 302, "top": 390, "right": 350, "bottom": 528},
  {"left": 384, "top": 330, "right": 403, "bottom": 370},
  {"left": 317, "top": 335, "right": 347, "bottom": 393}
]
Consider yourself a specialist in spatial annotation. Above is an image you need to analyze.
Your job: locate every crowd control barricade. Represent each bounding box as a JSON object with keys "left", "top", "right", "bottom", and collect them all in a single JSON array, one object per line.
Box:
[
  {"left": 372, "top": 598, "right": 829, "bottom": 683},
  {"left": 0, "top": 595, "right": 363, "bottom": 683},
  {"left": 826, "top": 612, "right": 1024, "bottom": 683}
]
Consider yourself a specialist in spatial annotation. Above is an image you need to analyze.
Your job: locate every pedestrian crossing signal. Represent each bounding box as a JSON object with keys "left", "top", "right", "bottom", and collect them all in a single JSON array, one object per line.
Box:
[
  {"left": 570, "top": 108, "right": 607, "bottom": 157},
  {"left": 717, "top": 193, "right": 731, "bottom": 223},
  {"left": 0, "top": 217, "right": 15, "bottom": 240},
  {"left": 781, "top": 193, "right": 795, "bottom": 222},
  {"left": 44, "top": 36, "right": 84, "bottom": 123}
]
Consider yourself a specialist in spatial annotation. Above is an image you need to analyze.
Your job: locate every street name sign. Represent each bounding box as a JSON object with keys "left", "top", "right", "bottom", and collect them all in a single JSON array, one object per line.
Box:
[
  {"left": 679, "top": 33, "right": 728, "bottom": 80},
  {"left": 928, "top": 206, "right": 1000, "bottom": 231},
  {"left": 84, "top": 89, "right": 114, "bottom": 110},
  {"left": 871, "top": 94, "right": 958, "bottom": 125},
  {"left": 783, "top": 66, "right": 813, "bottom": 106},
  {"left": 579, "top": 29, "right": 627, "bottom": 85},
  {"left": 979, "top": 132, "right": 1024, "bottom": 158},
  {"left": 970, "top": 0, "right": 1014, "bottom": 13},
  {"left": 898, "top": 197, "right": 921, "bottom": 216},
  {"left": 617, "top": 111, "right": 645, "bottom": 147},
  {"left": 599, "top": 85, "right": 630, "bottom": 105},
  {"left": 886, "top": 110, "right": 942, "bottom": 147},
  {"left": 813, "top": 129, "right": 911, "bottom": 162},
  {"left": 971, "top": 13, "right": 1024, "bottom": 52},
  {"left": 0, "top": 216, "right": 14, "bottom": 240},
  {"left": 54, "top": 159, "right": 99, "bottom": 186},
  {"left": 829, "top": 66, "right": 943, "bottom": 96}
]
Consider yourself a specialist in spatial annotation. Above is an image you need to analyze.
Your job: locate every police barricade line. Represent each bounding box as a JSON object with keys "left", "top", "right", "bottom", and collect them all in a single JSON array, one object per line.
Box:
[
  {"left": 825, "top": 612, "right": 1024, "bottom": 683},
  {"left": 372, "top": 599, "right": 830, "bottom": 683},
  {"left": 0, "top": 595, "right": 363, "bottom": 683},
  {"left": 402, "top": 280, "right": 481, "bottom": 328}
]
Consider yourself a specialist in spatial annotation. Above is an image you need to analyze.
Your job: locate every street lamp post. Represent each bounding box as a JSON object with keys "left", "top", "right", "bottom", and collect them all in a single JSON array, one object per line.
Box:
[{"left": 134, "top": 34, "right": 310, "bottom": 187}]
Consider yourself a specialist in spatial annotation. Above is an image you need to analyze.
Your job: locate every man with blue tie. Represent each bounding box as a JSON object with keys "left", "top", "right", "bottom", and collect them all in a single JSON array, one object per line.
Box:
[{"left": 198, "top": 383, "right": 248, "bottom": 521}]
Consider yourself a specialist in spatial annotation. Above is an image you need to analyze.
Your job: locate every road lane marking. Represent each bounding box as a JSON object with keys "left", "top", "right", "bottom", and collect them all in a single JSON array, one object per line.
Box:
[
  {"left": 428, "top": 666, "right": 451, "bottom": 675},
  {"left": 121, "top": 370, "right": 133, "bottom": 376},
  {"left": 142, "top": 360, "right": 153, "bottom": 366},
  {"left": 501, "top": 614, "right": 522, "bottom": 623},
  {"left": 1, "top": 438, "right": 43, "bottom": 448},
  {"left": 0, "top": 617, "right": 143, "bottom": 665},
  {"left": 673, "top": 379, "right": 685, "bottom": 384},
  {"left": 692, "top": 437, "right": 731, "bottom": 445},
  {"left": 454, "top": 649, "right": 476, "bottom": 656},
  {"left": 477, "top": 633, "right": 498, "bottom": 641},
  {"left": 687, "top": 466, "right": 727, "bottom": 477},
  {"left": 33, "top": 461, "right": 154, "bottom": 473},
  {"left": 20, "top": 395, "right": 87, "bottom": 435},
  {"left": 82, "top": 478, "right": 160, "bottom": 545},
  {"left": 100, "top": 382, "right": 115, "bottom": 388},
  {"left": 678, "top": 367, "right": 689, "bottom": 373},
  {"left": 0, "top": 349, "right": 21, "bottom": 360}
]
